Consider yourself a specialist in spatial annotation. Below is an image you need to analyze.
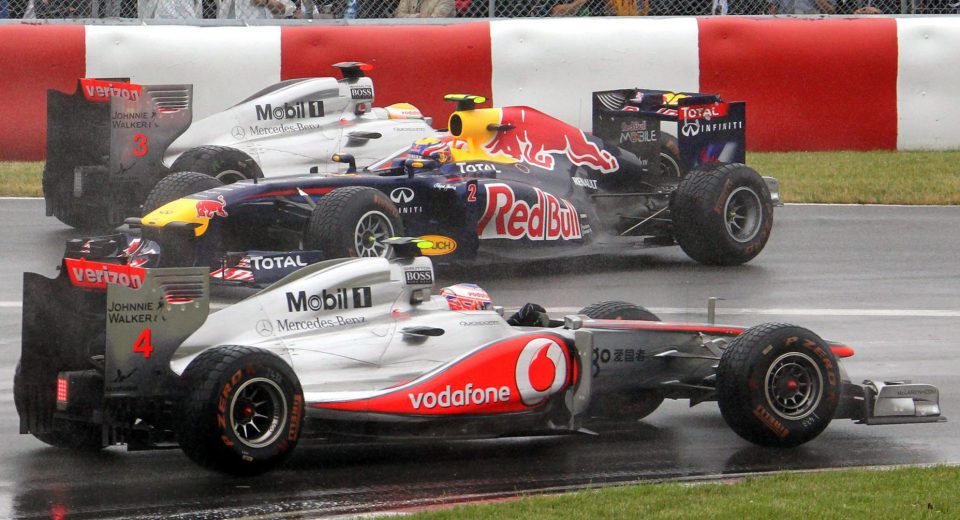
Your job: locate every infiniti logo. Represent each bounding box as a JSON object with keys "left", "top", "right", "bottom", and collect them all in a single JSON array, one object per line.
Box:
[{"left": 390, "top": 187, "right": 415, "bottom": 204}]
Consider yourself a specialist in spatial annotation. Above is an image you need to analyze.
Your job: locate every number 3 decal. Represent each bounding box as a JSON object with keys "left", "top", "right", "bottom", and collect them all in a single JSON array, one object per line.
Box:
[
  {"left": 133, "top": 329, "right": 154, "bottom": 359},
  {"left": 133, "top": 133, "right": 148, "bottom": 157}
]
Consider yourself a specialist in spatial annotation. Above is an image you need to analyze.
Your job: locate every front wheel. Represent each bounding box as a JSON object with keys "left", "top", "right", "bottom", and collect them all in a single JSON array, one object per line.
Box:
[
  {"left": 303, "top": 186, "right": 404, "bottom": 259},
  {"left": 671, "top": 163, "right": 773, "bottom": 266},
  {"left": 717, "top": 323, "right": 840, "bottom": 447},
  {"left": 177, "top": 346, "right": 304, "bottom": 475}
]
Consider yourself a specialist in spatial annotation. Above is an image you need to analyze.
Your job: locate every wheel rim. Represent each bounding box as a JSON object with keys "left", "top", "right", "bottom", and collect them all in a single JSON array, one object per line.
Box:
[
  {"left": 723, "top": 186, "right": 763, "bottom": 243},
  {"left": 353, "top": 210, "right": 395, "bottom": 257},
  {"left": 215, "top": 169, "right": 248, "bottom": 184},
  {"left": 659, "top": 152, "right": 681, "bottom": 181},
  {"left": 763, "top": 352, "right": 823, "bottom": 420},
  {"left": 229, "top": 377, "right": 287, "bottom": 449}
]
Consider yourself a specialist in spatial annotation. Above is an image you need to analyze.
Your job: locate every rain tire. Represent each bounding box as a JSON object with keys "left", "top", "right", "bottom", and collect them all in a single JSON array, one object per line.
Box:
[
  {"left": 169, "top": 146, "right": 263, "bottom": 184},
  {"left": 177, "top": 346, "right": 304, "bottom": 476},
  {"left": 303, "top": 186, "right": 404, "bottom": 259},
  {"left": 142, "top": 171, "right": 224, "bottom": 216},
  {"left": 577, "top": 302, "right": 663, "bottom": 420},
  {"left": 717, "top": 323, "right": 840, "bottom": 447},
  {"left": 671, "top": 163, "right": 773, "bottom": 266}
]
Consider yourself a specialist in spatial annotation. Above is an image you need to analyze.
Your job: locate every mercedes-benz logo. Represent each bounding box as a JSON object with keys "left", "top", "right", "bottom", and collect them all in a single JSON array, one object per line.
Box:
[
  {"left": 390, "top": 187, "right": 415, "bottom": 204},
  {"left": 255, "top": 319, "right": 274, "bottom": 337},
  {"left": 231, "top": 126, "right": 245, "bottom": 140}
]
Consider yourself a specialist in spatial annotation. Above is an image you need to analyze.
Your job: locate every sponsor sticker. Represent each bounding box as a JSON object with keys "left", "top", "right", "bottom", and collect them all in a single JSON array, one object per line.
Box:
[
  {"left": 678, "top": 103, "right": 730, "bottom": 121},
  {"left": 285, "top": 287, "right": 372, "bottom": 312},
  {"left": 80, "top": 78, "right": 143, "bottom": 103},
  {"left": 477, "top": 183, "right": 582, "bottom": 241},
  {"left": 403, "top": 268, "right": 434, "bottom": 285},
  {"left": 255, "top": 101, "right": 324, "bottom": 121},
  {"left": 351, "top": 87, "right": 374, "bottom": 99},
  {"left": 419, "top": 235, "right": 458, "bottom": 256},
  {"left": 65, "top": 258, "right": 146, "bottom": 291}
]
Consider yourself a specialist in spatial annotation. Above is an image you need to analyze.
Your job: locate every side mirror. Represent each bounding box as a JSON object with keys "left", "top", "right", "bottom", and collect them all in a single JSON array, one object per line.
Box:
[
  {"left": 403, "top": 158, "right": 438, "bottom": 178},
  {"left": 332, "top": 153, "right": 357, "bottom": 174}
]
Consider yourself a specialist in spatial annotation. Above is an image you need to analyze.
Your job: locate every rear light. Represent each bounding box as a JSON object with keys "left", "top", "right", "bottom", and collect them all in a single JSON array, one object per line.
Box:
[{"left": 56, "top": 377, "right": 69, "bottom": 411}]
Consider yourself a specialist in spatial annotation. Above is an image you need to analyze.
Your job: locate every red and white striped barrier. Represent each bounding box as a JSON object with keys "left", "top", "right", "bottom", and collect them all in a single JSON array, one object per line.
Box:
[{"left": 1, "top": 17, "right": 958, "bottom": 160}]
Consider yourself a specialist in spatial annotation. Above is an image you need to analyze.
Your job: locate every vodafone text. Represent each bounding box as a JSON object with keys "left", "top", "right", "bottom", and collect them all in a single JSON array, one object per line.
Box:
[{"left": 408, "top": 384, "right": 512, "bottom": 410}]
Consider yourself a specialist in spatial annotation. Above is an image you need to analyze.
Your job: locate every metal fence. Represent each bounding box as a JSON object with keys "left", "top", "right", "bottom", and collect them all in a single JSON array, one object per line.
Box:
[{"left": 2, "top": 0, "right": 956, "bottom": 20}]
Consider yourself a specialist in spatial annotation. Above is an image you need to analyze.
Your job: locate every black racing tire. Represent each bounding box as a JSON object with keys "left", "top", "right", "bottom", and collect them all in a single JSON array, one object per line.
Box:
[
  {"left": 578, "top": 302, "right": 663, "bottom": 420},
  {"left": 717, "top": 323, "right": 840, "bottom": 448},
  {"left": 671, "top": 163, "right": 773, "bottom": 266},
  {"left": 303, "top": 186, "right": 404, "bottom": 259},
  {"left": 13, "top": 361, "right": 105, "bottom": 451},
  {"left": 658, "top": 132, "right": 682, "bottom": 182},
  {"left": 169, "top": 146, "right": 263, "bottom": 184},
  {"left": 177, "top": 346, "right": 304, "bottom": 475},
  {"left": 578, "top": 301, "right": 660, "bottom": 322},
  {"left": 142, "top": 171, "right": 225, "bottom": 216}
]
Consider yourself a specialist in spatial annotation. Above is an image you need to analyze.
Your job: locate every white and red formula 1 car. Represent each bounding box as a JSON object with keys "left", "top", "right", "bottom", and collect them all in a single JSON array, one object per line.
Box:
[{"left": 16, "top": 239, "right": 945, "bottom": 475}]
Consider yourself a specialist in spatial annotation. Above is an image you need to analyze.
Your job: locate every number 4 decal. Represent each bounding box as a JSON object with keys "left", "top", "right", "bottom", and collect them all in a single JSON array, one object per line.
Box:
[{"left": 133, "top": 329, "right": 154, "bottom": 359}]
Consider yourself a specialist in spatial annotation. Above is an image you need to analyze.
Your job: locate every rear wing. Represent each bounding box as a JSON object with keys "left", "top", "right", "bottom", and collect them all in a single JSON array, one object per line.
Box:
[
  {"left": 592, "top": 89, "right": 746, "bottom": 174},
  {"left": 44, "top": 79, "right": 194, "bottom": 216}
]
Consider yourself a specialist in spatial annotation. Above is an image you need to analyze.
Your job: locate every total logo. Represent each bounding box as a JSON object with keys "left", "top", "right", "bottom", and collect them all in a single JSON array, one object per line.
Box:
[
  {"left": 251, "top": 254, "right": 308, "bottom": 271},
  {"left": 255, "top": 101, "right": 324, "bottom": 121},
  {"left": 679, "top": 103, "right": 729, "bottom": 121},
  {"left": 477, "top": 183, "right": 582, "bottom": 241}
]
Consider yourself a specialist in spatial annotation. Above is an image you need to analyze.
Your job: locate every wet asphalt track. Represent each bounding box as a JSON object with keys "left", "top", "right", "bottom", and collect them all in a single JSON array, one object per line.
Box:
[{"left": 0, "top": 199, "right": 958, "bottom": 519}]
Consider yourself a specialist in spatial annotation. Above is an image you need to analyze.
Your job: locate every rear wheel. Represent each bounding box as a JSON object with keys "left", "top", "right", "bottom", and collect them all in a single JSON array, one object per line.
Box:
[
  {"left": 671, "top": 163, "right": 773, "bottom": 266},
  {"left": 177, "top": 346, "right": 304, "bottom": 475},
  {"left": 658, "top": 132, "right": 682, "bottom": 182},
  {"left": 303, "top": 186, "right": 404, "bottom": 259},
  {"left": 578, "top": 300, "right": 660, "bottom": 322},
  {"left": 717, "top": 323, "right": 840, "bottom": 447},
  {"left": 578, "top": 301, "right": 663, "bottom": 420},
  {"left": 169, "top": 146, "right": 263, "bottom": 184}
]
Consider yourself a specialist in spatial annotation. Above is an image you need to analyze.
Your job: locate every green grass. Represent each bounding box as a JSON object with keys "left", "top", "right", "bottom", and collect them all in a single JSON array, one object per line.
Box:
[
  {"left": 3, "top": 150, "right": 960, "bottom": 203},
  {"left": 749, "top": 150, "right": 960, "bottom": 205},
  {"left": 412, "top": 466, "right": 960, "bottom": 519},
  {"left": 0, "top": 161, "right": 45, "bottom": 197}
]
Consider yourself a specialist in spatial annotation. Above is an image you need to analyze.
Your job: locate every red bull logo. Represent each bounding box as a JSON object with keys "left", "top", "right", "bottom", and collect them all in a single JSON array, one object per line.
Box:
[
  {"left": 484, "top": 107, "right": 619, "bottom": 174},
  {"left": 477, "top": 183, "right": 582, "bottom": 241},
  {"left": 195, "top": 195, "right": 229, "bottom": 218}
]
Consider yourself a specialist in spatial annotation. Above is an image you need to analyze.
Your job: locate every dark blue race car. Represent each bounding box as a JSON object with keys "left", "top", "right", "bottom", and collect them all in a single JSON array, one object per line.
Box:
[{"left": 116, "top": 89, "right": 778, "bottom": 280}]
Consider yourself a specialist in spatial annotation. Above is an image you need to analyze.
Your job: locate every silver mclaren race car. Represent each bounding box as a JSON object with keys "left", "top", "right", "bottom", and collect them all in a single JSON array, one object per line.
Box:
[
  {"left": 43, "top": 62, "right": 439, "bottom": 229},
  {"left": 17, "top": 239, "right": 945, "bottom": 475}
]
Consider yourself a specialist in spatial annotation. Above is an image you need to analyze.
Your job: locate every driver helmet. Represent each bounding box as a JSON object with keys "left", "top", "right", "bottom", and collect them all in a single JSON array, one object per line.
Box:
[
  {"left": 440, "top": 283, "right": 492, "bottom": 311},
  {"left": 408, "top": 137, "right": 453, "bottom": 164}
]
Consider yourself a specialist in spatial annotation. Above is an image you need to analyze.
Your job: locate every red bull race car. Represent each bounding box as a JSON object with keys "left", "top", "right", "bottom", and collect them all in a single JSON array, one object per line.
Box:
[
  {"left": 42, "top": 62, "right": 438, "bottom": 229},
  {"left": 112, "top": 88, "right": 780, "bottom": 276},
  {"left": 16, "top": 238, "right": 945, "bottom": 475}
]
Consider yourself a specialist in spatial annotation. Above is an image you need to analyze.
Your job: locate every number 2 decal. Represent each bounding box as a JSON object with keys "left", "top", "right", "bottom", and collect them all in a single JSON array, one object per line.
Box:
[
  {"left": 133, "top": 329, "right": 154, "bottom": 359},
  {"left": 133, "top": 133, "right": 148, "bottom": 157},
  {"left": 466, "top": 183, "right": 477, "bottom": 202}
]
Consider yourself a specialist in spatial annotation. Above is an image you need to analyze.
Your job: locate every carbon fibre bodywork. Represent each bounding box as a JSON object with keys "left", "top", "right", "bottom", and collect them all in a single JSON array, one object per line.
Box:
[
  {"left": 132, "top": 89, "right": 779, "bottom": 271},
  {"left": 42, "top": 63, "right": 438, "bottom": 229},
  {"left": 17, "top": 246, "right": 945, "bottom": 472}
]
